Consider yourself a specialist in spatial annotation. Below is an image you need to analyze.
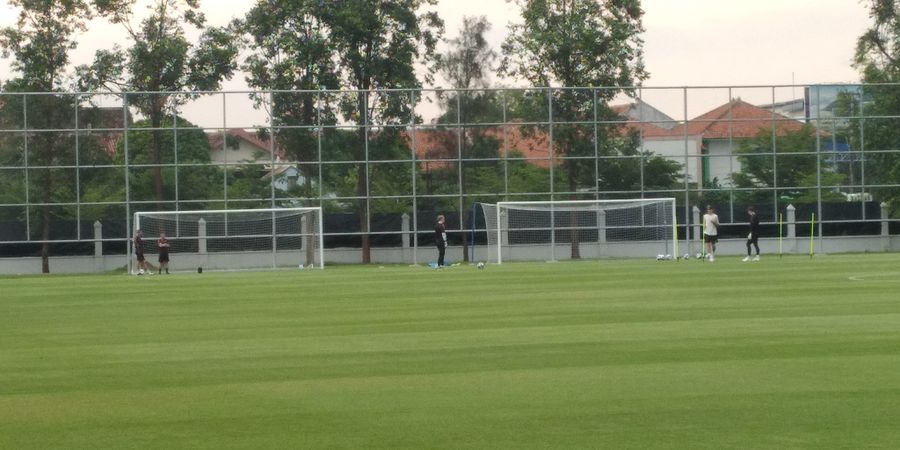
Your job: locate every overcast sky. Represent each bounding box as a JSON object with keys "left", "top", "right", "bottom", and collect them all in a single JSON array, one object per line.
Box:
[{"left": 0, "top": 0, "right": 872, "bottom": 125}]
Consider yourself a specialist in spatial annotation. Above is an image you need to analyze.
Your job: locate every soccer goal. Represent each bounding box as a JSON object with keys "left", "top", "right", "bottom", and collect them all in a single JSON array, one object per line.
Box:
[
  {"left": 479, "top": 199, "right": 678, "bottom": 264},
  {"left": 131, "top": 207, "right": 324, "bottom": 273}
]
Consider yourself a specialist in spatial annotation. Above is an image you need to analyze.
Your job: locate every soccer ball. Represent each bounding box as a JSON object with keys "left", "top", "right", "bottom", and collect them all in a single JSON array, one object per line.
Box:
[
  {"left": 298, "top": 264, "right": 304, "bottom": 270},
  {"left": 683, "top": 253, "right": 690, "bottom": 260},
  {"left": 656, "top": 254, "right": 665, "bottom": 261},
  {"left": 695, "top": 252, "right": 703, "bottom": 260},
  {"left": 477, "top": 262, "right": 485, "bottom": 269}
]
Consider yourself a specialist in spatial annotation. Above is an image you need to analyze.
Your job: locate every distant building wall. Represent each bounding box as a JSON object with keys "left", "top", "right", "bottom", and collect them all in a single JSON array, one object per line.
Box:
[{"left": 640, "top": 137, "right": 702, "bottom": 183}]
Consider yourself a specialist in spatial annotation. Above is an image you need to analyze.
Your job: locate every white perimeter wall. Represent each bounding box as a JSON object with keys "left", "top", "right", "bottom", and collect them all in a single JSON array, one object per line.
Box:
[
  {"left": 1, "top": 236, "right": 897, "bottom": 274},
  {"left": 706, "top": 139, "right": 742, "bottom": 186}
]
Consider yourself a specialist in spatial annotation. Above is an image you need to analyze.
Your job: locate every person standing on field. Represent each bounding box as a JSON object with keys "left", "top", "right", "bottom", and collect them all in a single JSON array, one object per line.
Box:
[
  {"left": 702, "top": 205, "right": 720, "bottom": 262},
  {"left": 742, "top": 206, "right": 761, "bottom": 262},
  {"left": 157, "top": 231, "right": 171, "bottom": 274},
  {"left": 435, "top": 214, "right": 448, "bottom": 267},
  {"left": 133, "top": 229, "right": 151, "bottom": 275}
]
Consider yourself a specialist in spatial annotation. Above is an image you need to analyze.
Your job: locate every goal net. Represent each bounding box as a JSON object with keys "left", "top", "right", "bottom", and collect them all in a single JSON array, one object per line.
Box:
[
  {"left": 131, "top": 207, "right": 323, "bottom": 273},
  {"left": 479, "top": 199, "right": 677, "bottom": 263}
]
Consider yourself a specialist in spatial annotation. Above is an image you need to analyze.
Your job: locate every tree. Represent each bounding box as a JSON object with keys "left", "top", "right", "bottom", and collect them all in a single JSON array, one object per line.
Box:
[
  {"left": 109, "top": 116, "right": 223, "bottom": 208},
  {"left": 730, "top": 125, "right": 846, "bottom": 205},
  {"left": 80, "top": 0, "right": 238, "bottom": 209},
  {"left": 434, "top": 15, "right": 497, "bottom": 261},
  {"left": 501, "top": 0, "right": 648, "bottom": 258},
  {"left": 322, "top": 0, "right": 443, "bottom": 263},
  {"left": 0, "top": 0, "right": 95, "bottom": 272},
  {"left": 855, "top": 0, "right": 900, "bottom": 214},
  {"left": 240, "top": 0, "right": 442, "bottom": 263},
  {"left": 240, "top": 0, "right": 340, "bottom": 209}
]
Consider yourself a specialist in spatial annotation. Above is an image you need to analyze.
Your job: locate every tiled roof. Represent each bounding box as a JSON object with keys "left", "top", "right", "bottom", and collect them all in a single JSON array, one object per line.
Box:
[
  {"left": 208, "top": 128, "right": 285, "bottom": 160},
  {"left": 675, "top": 99, "right": 806, "bottom": 139},
  {"left": 406, "top": 124, "right": 552, "bottom": 167}
]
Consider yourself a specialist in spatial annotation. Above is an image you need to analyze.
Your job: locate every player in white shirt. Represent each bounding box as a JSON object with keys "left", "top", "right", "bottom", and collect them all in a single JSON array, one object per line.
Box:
[{"left": 702, "top": 205, "right": 720, "bottom": 262}]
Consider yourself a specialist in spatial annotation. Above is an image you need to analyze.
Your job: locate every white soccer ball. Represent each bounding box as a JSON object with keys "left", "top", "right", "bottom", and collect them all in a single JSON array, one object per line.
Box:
[
  {"left": 477, "top": 262, "right": 485, "bottom": 269},
  {"left": 656, "top": 254, "right": 665, "bottom": 261},
  {"left": 298, "top": 264, "right": 304, "bottom": 270},
  {"left": 695, "top": 252, "right": 703, "bottom": 260},
  {"left": 683, "top": 253, "right": 690, "bottom": 260}
]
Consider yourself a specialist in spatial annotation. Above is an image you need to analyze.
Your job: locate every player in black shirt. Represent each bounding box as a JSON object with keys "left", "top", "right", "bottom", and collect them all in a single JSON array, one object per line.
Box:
[
  {"left": 134, "top": 229, "right": 151, "bottom": 274},
  {"left": 743, "top": 206, "right": 761, "bottom": 261},
  {"left": 435, "top": 215, "right": 447, "bottom": 267}
]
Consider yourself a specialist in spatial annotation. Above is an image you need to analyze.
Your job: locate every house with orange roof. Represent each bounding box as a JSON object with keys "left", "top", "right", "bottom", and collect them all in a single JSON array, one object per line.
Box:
[
  {"left": 638, "top": 99, "right": 809, "bottom": 188},
  {"left": 207, "top": 128, "right": 285, "bottom": 166},
  {"left": 207, "top": 128, "right": 303, "bottom": 191}
]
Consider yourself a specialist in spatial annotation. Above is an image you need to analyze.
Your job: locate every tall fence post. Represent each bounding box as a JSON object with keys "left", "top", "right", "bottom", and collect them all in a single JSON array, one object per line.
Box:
[
  {"left": 882, "top": 202, "right": 890, "bottom": 251},
  {"left": 692, "top": 205, "right": 701, "bottom": 251}
]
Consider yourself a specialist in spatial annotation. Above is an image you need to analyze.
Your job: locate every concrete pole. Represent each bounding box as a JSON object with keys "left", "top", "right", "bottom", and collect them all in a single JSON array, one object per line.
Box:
[
  {"left": 93, "top": 220, "right": 103, "bottom": 257},
  {"left": 881, "top": 202, "right": 890, "bottom": 251},
  {"left": 597, "top": 210, "right": 607, "bottom": 244},
  {"left": 94, "top": 220, "right": 103, "bottom": 272},
  {"left": 198, "top": 218, "right": 207, "bottom": 254},
  {"left": 786, "top": 204, "right": 796, "bottom": 253},
  {"left": 401, "top": 213, "right": 410, "bottom": 263}
]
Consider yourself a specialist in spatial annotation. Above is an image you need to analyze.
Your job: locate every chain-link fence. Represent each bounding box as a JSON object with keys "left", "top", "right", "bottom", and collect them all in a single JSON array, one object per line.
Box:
[{"left": 1, "top": 85, "right": 898, "bottom": 271}]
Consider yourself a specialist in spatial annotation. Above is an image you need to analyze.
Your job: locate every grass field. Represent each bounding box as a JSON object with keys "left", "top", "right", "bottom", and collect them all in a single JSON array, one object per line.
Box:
[{"left": 2, "top": 253, "right": 900, "bottom": 449}]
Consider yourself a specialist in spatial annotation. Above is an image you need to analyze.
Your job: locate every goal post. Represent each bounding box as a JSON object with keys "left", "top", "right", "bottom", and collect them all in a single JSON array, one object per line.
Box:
[
  {"left": 131, "top": 207, "right": 324, "bottom": 273},
  {"left": 480, "top": 199, "right": 678, "bottom": 264}
]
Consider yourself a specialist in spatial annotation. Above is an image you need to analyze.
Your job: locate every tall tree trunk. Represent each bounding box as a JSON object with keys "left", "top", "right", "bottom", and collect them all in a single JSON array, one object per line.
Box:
[
  {"left": 568, "top": 161, "right": 581, "bottom": 259},
  {"left": 357, "top": 162, "right": 370, "bottom": 263},
  {"left": 151, "top": 110, "right": 164, "bottom": 210},
  {"left": 38, "top": 135, "right": 56, "bottom": 273},
  {"left": 41, "top": 206, "right": 51, "bottom": 273}
]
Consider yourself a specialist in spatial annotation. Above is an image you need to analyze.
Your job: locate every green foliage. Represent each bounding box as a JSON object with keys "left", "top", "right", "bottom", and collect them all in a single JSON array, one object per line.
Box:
[
  {"left": 0, "top": 0, "right": 95, "bottom": 271},
  {"left": 436, "top": 15, "right": 496, "bottom": 90},
  {"left": 241, "top": 0, "right": 341, "bottom": 205},
  {"left": 111, "top": 117, "right": 223, "bottom": 207},
  {"left": 0, "top": 0, "right": 92, "bottom": 89},
  {"left": 241, "top": 0, "right": 444, "bottom": 262},
  {"left": 596, "top": 133, "right": 683, "bottom": 195},
  {"left": 730, "top": 125, "right": 846, "bottom": 205},
  {"left": 501, "top": 0, "right": 646, "bottom": 92},
  {"left": 80, "top": 0, "right": 238, "bottom": 205},
  {"left": 855, "top": 0, "right": 900, "bottom": 214},
  {"left": 83, "top": 0, "right": 239, "bottom": 103},
  {"left": 500, "top": 0, "right": 655, "bottom": 205}
]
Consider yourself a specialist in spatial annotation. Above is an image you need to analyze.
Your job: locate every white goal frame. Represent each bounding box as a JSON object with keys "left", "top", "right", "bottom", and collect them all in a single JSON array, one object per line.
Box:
[
  {"left": 131, "top": 207, "right": 324, "bottom": 273},
  {"left": 482, "top": 199, "right": 678, "bottom": 264}
]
